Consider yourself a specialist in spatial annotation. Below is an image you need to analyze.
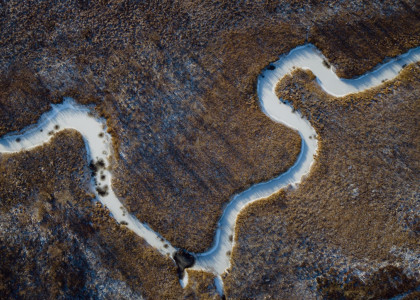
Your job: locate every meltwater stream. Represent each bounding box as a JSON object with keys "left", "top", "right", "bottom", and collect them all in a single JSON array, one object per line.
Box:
[{"left": 0, "top": 44, "right": 419, "bottom": 294}]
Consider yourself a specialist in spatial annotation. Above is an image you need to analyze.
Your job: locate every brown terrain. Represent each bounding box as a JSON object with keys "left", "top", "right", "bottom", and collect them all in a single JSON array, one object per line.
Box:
[
  {"left": 0, "top": 131, "right": 221, "bottom": 299},
  {"left": 225, "top": 64, "right": 420, "bottom": 298},
  {"left": 0, "top": 0, "right": 419, "bottom": 298}
]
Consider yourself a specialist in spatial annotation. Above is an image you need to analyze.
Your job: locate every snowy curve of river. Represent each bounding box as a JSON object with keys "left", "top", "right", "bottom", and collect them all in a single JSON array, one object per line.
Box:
[{"left": 0, "top": 44, "right": 419, "bottom": 294}]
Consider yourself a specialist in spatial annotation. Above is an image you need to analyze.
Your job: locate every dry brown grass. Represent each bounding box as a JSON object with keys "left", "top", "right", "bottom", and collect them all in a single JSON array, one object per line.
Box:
[
  {"left": 0, "top": 0, "right": 419, "bottom": 297},
  {"left": 90, "top": 203, "right": 185, "bottom": 299},
  {"left": 0, "top": 130, "right": 90, "bottom": 211},
  {"left": 0, "top": 131, "right": 95, "bottom": 298},
  {"left": 0, "top": 131, "right": 222, "bottom": 299},
  {"left": 0, "top": 68, "right": 54, "bottom": 136},
  {"left": 1, "top": 1, "right": 418, "bottom": 254},
  {"left": 316, "top": 265, "right": 418, "bottom": 299},
  {"left": 183, "top": 271, "right": 221, "bottom": 300},
  {"left": 224, "top": 62, "right": 420, "bottom": 298},
  {"left": 103, "top": 22, "right": 305, "bottom": 252},
  {"left": 276, "top": 64, "right": 419, "bottom": 257},
  {"left": 309, "top": 9, "right": 420, "bottom": 78}
]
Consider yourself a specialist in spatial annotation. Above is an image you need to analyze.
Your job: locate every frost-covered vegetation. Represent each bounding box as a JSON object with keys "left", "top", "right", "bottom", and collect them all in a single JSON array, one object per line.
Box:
[
  {"left": 225, "top": 63, "right": 420, "bottom": 299},
  {"left": 0, "top": 0, "right": 419, "bottom": 298}
]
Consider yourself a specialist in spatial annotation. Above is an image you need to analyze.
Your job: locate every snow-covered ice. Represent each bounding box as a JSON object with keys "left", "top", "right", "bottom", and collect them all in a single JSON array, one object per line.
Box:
[{"left": 1, "top": 44, "right": 419, "bottom": 294}]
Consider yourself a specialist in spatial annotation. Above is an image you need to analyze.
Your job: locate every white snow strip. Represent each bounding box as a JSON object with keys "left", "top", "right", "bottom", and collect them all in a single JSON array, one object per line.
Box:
[
  {"left": 189, "top": 44, "right": 420, "bottom": 284},
  {"left": 0, "top": 44, "right": 419, "bottom": 294},
  {"left": 179, "top": 271, "right": 189, "bottom": 288},
  {"left": 0, "top": 98, "right": 176, "bottom": 257},
  {"left": 214, "top": 275, "right": 224, "bottom": 296}
]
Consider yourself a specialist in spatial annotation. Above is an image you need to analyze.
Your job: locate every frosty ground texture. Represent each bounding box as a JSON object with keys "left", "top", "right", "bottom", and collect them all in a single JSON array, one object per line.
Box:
[{"left": 0, "top": 44, "right": 419, "bottom": 294}]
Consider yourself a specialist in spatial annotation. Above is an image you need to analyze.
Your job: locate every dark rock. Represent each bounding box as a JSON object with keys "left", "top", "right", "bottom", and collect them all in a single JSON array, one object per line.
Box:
[
  {"left": 267, "top": 65, "right": 276, "bottom": 70},
  {"left": 89, "top": 159, "right": 106, "bottom": 177},
  {"left": 262, "top": 275, "right": 271, "bottom": 284},
  {"left": 173, "top": 249, "right": 195, "bottom": 278},
  {"left": 96, "top": 185, "right": 109, "bottom": 196},
  {"left": 96, "top": 159, "right": 105, "bottom": 168},
  {"left": 322, "top": 59, "right": 331, "bottom": 68}
]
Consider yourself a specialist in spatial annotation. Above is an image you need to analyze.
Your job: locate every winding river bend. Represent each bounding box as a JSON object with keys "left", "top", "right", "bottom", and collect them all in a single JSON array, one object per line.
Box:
[{"left": 1, "top": 44, "right": 419, "bottom": 294}]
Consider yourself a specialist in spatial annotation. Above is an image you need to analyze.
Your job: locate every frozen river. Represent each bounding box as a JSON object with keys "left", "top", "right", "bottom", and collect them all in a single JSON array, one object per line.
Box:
[{"left": 1, "top": 44, "right": 419, "bottom": 295}]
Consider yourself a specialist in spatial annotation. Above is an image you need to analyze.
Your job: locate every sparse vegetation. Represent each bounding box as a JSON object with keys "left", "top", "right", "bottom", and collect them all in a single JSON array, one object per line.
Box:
[
  {"left": 224, "top": 62, "right": 419, "bottom": 299},
  {"left": 183, "top": 271, "right": 221, "bottom": 300},
  {"left": 0, "top": 0, "right": 419, "bottom": 298},
  {"left": 316, "top": 266, "right": 419, "bottom": 299},
  {"left": 0, "top": 131, "right": 218, "bottom": 299},
  {"left": 309, "top": 9, "right": 420, "bottom": 78},
  {"left": 1, "top": 0, "right": 419, "bottom": 254}
]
